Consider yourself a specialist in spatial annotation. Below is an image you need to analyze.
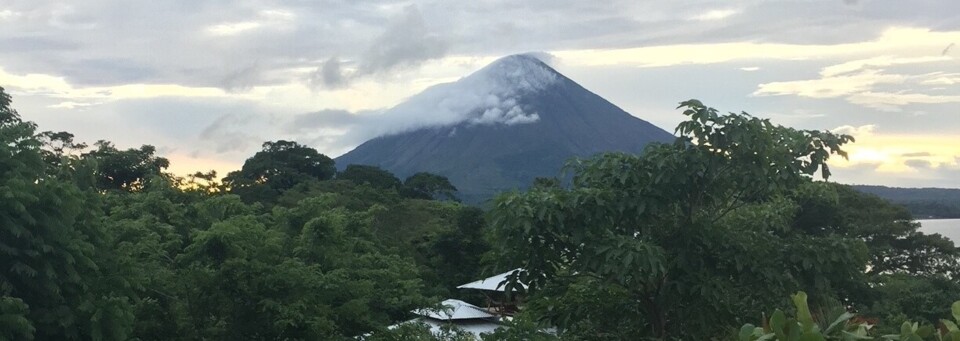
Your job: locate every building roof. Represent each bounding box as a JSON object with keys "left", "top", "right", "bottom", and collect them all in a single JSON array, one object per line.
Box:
[
  {"left": 384, "top": 317, "right": 503, "bottom": 338},
  {"left": 412, "top": 299, "right": 496, "bottom": 320},
  {"left": 456, "top": 268, "right": 527, "bottom": 292}
]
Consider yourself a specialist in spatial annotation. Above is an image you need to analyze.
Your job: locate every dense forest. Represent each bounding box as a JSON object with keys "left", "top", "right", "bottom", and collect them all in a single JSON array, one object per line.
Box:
[
  {"left": 3, "top": 88, "right": 960, "bottom": 340},
  {"left": 853, "top": 185, "right": 960, "bottom": 219}
]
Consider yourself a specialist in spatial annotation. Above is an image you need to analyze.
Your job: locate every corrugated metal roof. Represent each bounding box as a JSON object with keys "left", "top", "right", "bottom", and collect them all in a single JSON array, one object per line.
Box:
[
  {"left": 456, "top": 268, "right": 527, "bottom": 292},
  {"left": 412, "top": 299, "right": 496, "bottom": 320}
]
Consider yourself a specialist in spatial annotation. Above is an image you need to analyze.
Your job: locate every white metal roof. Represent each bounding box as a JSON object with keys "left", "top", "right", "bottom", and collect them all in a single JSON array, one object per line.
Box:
[
  {"left": 456, "top": 268, "right": 527, "bottom": 292},
  {"left": 384, "top": 317, "right": 502, "bottom": 338},
  {"left": 412, "top": 299, "right": 496, "bottom": 320}
]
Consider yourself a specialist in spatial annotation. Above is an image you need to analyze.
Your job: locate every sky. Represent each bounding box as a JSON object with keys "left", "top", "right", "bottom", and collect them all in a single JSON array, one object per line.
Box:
[{"left": 0, "top": 0, "right": 957, "bottom": 188}]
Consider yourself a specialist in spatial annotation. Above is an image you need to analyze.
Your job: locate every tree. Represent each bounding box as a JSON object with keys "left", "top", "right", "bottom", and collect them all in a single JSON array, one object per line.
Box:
[
  {"left": 829, "top": 184, "right": 959, "bottom": 277},
  {"left": 225, "top": 140, "right": 335, "bottom": 191},
  {"left": 339, "top": 164, "right": 402, "bottom": 191},
  {"left": 489, "top": 100, "right": 860, "bottom": 339},
  {"left": 423, "top": 207, "right": 490, "bottom": 291},
  {"left": 82, "top": 141, "right": 170, "bottom": 191},
  {"left": 0, "top": 86, "right": 136, "bottom": 340},
  {"left": 403, "top": 172, "right": 459, "bottom": 201},
  {"left": 784, "top": 184, "right": 960, "bottom": 330},
  {"left": 531, "top": 177, "right": 561, "bottom": 189}
]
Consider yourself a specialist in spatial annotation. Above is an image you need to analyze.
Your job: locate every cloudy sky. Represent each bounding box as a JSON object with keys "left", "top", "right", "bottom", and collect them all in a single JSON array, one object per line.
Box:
[{"left": 1, "top": 0, "right": 957, "bottom": 188}]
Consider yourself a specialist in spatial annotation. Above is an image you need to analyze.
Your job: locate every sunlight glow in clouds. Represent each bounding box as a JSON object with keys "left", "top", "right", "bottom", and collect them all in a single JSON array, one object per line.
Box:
[
  {"left": 0, "top": 68, "right": 245, "bottom": 106},
  {"left": 831, "top": 125, "right": 960, "bottom": 174}
]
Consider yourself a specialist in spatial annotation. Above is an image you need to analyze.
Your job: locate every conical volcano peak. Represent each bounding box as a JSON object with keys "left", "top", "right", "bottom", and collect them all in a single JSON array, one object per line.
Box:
[
  {"left": 374, "top": 54, "right": 565, "bottom": 133},
  {"left": 336, "top": 52, "right": 675, "bottom": 203},
  {"left": 464, "top": 53, "right": 561, "bottom": 94}
]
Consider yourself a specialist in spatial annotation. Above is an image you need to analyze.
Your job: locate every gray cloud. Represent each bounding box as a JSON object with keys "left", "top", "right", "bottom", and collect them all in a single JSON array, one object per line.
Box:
[
  {"left": 198, "top": 113, "right": 263, "bottom": 154},
  {"left": 220, "top": 63, "right": 265, "bottom": 91},
  {"left": 902, "top": 152, "right": 932, "bottom": 157},
  {"left": 311, "top": 57, "right": 347, "bottom": 89},
  {"left": 283, "top": 109, "right": 362, "bottom": 134},
  {"left": 905, "top": 159, "right": 933, "bottom": 169},
  {"left": 2, "top": 0, "right": 959, "bottom": 188},
  {"left": 5, "top": 0, "right": 957, "bottom": 90},
  {"left": 357, "top": 5, "right": 448, "bottom": 75},
  {"left": 309, "top": 5, "right": 449, "bottom": 88}
]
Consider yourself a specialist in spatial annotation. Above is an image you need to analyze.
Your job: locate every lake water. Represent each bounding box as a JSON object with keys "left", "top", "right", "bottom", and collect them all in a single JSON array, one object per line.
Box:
[{"left": 918, "top": 219, "right": 960, "bottom": 245}]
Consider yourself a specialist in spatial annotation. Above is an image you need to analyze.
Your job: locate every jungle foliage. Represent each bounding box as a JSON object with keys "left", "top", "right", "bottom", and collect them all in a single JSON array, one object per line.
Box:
[{"left": 2, "top": 88, "right": 958, "bottom": 340}]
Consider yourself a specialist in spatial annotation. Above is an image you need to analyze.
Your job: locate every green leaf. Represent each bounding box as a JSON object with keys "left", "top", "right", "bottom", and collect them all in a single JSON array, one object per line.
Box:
[
  {"left": 740, "top": 324, "right": 757, "bottom": 341},
  {"left": 799, "top": 331, "right": 827, "bottom": 341},
  {"left": 900, "top": 321, "right": 913, "bottom": 339},
  {"left": 771, "top": 310, "right": 788, "bottom": 339},
  {"left": 792, "top": 292, "right": 816, "bottom": 332},
  {"left": 943, "top": 319, "right": 959, "bottom": 332},
  {"left": 915, "top": 325, "right": 934, "bottom": 338},
  {"left": 824, "top": 312, "right": 855, "bottom": 335},
  {"left": 755, "top": 333, "right": 777, "bottom": 341},
  {"left": 953, "top": 301, "right": 960, "bottom": 323},
  {"left": 841, "top": 330, "right": 873, "bottom": 340}
]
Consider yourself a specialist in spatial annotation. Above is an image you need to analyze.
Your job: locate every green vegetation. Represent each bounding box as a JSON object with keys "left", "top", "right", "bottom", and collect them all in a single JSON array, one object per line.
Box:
[
  {"left": 0, "top": 86, "right": 488, "bottom": 340},
  {"left": 2, "top": 87, "right": 959, "bottom": 340},
  {"left": 740, "top": 291, "right": 960, "bottom": 341},
  {"left": 490, "top": 101, "right": 960, "bottom": 340}
]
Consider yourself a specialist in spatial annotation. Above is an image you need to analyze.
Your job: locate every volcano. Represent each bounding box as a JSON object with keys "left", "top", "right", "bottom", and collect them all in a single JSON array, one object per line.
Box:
[{"left": 335, "top": 54, "right": 675, "bottom": 203}]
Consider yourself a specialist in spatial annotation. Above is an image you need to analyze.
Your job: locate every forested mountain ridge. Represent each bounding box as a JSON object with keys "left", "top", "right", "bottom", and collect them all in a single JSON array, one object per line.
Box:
[
  {"left": 336, "top": 54, "right": 675, "bottom": 203},
  {"left": 853, "top": 185, "right": 960, "bottom": 218}
]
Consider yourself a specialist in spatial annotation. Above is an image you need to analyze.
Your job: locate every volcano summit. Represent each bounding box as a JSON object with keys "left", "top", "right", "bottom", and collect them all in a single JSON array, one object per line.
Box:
[{"left": 335, "top": 54, "right": 675, "bottom": 202}]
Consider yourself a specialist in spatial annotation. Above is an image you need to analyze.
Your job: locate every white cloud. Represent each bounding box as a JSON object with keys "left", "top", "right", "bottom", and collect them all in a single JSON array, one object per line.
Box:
[
  {"left": 359, "top": 54, "right": 556, "bottom": 135},
  {"left": 847, "top": 92, "right": 960, "bottom": 112},
  {"left": 48, "top": 101, "right": 100, "bottom": 109},
  {"left": 206, "top": 21, "right": 263, "bottom": 36},
  {"left": 820, "top": 56, "right": 949, "bottom": 77},
  {"left": 258, "top": 9, "right": 294, "bottom": 21},
  {"left": 689, "top": 9, "right": 738, "bottom": 21},
  {"left": 921, "top": 73, "right": 960, "bottom": 85},
  {"left": 832, "top": 124, "right": 876, "bottom": 137},
  {"left": 0, "top": 9, "right": 21, "bottom": 19},
  {"left": 204, "top": 9, "right": 295, "bottom": 36},
  {"left": 1, "top": 1, "right": 959, "bottom": 188},
  {"left": 554, "top": 27, "right": 960, "bottom": 68},
  {"left": 754, "top": 70, "right": 906, "bottom": 98},
  {"left": 829, "top": 127, "right": 960, "bottom": 186},
  {"left": 469, "top": 103, "right": 540, "bottom": 126},
  {"left": 0, "top": 67, "right": 259, "bottom": 107},
  {"left": 739, "top": 32, "right": 960, "bottom": 112}
]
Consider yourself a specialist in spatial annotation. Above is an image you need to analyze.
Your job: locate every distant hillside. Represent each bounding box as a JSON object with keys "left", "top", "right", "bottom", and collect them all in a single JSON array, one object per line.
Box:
[
  {"left": 336, "top": 55, "right": 675, "bottom": 203},
  {"left": 852, "top": 185, "right": 960, "bottom": 219}
]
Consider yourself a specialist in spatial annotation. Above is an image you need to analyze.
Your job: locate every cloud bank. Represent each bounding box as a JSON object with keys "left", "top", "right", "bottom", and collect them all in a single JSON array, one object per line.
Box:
[{"left": 1, "top": 0, "right": 958, "bottom": 188}]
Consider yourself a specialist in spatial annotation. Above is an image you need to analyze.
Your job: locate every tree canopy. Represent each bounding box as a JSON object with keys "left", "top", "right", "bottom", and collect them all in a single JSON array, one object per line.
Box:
[
  {"left": 403, "top": 172, "right": 459, "bottom": 201},
  {"left": 225, "top": 140, "right": 336, "bottom": 190},
  {"left": 2, "top": 87, "right": 958, "bottom": 340},
  {"left": 489, "top": 100, "right": 957, "bottom": 339},
  {"left": 338, "top": 164, "right": 403, "bottom": 191}
]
